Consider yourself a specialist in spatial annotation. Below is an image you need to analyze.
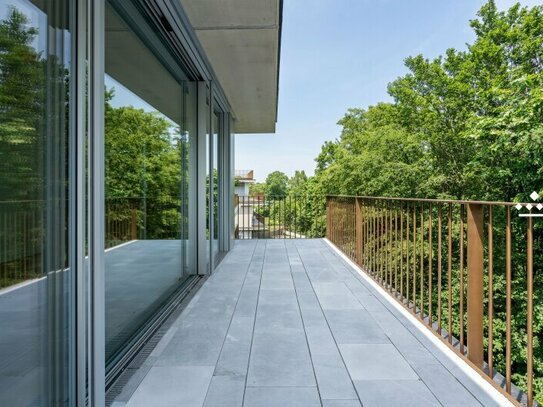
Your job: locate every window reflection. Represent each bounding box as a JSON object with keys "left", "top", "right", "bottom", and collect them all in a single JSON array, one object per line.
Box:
[
  {"left": 104, "top": 2, "right": 194, "bottom": 364},
  {"left": 0, "top": 0, "right": 73, "bottom": 405}
]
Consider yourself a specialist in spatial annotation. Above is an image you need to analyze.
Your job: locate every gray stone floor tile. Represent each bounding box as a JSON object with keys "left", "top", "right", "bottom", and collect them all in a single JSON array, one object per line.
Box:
[
  {"left": 126, "top": 366, "right": 214, "bottom": 407},
  {"left": 325, "top": 309, "right": 389, "bottom": 344},
  {"left": 321, "top": 400, "right": 362, "bottom": 407},
  {"left": 387, "top": 331, "right": 442, "bottom": 368},
  {"left": 215, "top": 341, "right": 251, "bottom": 377},
  {"left": 448, "top": 366, "right": 503, "bottom": 407},
  {"left": 354, "top": 380, "right": 440, "bottom": 407},
  {"left": 339, "top": 344, "right": 419, "bottom": 380},
  {"left": 311, "top": 352, "right": 358, "bottom": 399},
  {"left": 243, "top": 386, "right": 320, "bottom": 407},
  {"left": 225, "top": 316, "right": 255, "bottom": 346},
  {"left": 414, "top": 363, "right": 482, "bottom": 406},
  {"left": 204, "top": 375, "right": 245, "bottom": 407},
  {"left": 313, "top": 282, "right": 364, "bottom": 310},
  {"left": 349, "top": 293, "right": 388, "bottom": 313},
  {"left": 247, "top": 330, "right": 315, "bottom": 386}
]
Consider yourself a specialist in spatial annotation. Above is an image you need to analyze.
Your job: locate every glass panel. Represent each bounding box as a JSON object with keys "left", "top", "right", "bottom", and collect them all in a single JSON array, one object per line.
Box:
[
  {"left": 0, "top": 0, "right": 74, "bottom": 405},
  {"left": 206, "top": 110, "right": 211, "bottom": 270},
  {"left": 212, "top": 112, "right": 220, "bottom": 264},
  {"left": 104, "top": 2, "right": 194, "bottom": 364}
]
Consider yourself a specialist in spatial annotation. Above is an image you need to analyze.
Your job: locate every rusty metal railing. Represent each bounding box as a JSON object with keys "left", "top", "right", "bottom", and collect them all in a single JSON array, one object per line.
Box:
[
  {"left": 327, "top": 195, "right": 542, "bottom": 406},
  {"left": 234, "top": 195, "right": 326, "bottom": 239}
]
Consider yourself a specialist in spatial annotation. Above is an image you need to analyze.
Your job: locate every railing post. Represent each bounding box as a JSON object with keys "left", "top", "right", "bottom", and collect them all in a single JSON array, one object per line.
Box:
[
  {"left": 326, "top": 196, "right": 331, "bottom": 240},
  {"left": 355, "top": 198, "right": 363, "bottom": 266},
  {"left": 467, "top": 203, "right": 484, "bottom": 367},
  {"left": 130, "top": 207, "right": 138, "bottom": 240}
]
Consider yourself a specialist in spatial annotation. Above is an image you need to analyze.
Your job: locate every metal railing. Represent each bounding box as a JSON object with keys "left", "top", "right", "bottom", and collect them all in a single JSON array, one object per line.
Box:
[
  {"left": 0, "top": 197, "right": 185, "bottom": 289},
  {"left": 0, "top": 200, "right": 43, "bottom": 288},
  {"left": 234, "top": 195, "right": 326, "bottom": 239},
  {"left": 326, "top": 195, "right": 542, "bottom": 406}
]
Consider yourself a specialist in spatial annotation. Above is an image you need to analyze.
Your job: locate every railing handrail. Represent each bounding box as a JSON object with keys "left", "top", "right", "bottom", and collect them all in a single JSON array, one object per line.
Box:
[{"left": 326, "top": 194, "right": 534, "bottom": 207}]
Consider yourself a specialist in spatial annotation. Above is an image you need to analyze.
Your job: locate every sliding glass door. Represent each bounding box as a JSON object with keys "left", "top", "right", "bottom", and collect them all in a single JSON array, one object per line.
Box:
[
  {"left": 104, "top": 1, "right": 196, "bottom": 367},
  {"left": 211, "top": 110, "right": 222, "bottom": 266},
  {"left": 0, "top": 0, "right": 75, "bottom": 404}
]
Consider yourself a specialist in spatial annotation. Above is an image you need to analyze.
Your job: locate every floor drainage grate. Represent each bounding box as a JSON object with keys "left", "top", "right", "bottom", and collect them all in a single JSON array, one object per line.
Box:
[{"left": 105, "top": 276, "right": 206, "bottom": 406}]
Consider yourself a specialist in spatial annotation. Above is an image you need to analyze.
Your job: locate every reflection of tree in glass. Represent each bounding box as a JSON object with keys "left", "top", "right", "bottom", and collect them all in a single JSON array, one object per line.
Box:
[
  {"left": 105, "top": 88, "right": 190, "bottom": 241},
  {"left": 0, "top": 8, "right": 57, "bottom": 288},
  {"left": 0, "top": 8, "right": 46, "bottom": 202}
]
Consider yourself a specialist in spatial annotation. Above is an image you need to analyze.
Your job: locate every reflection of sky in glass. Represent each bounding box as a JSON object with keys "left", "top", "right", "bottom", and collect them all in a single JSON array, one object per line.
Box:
[{"left": 0, "top": 0, "right": 47, "bottom": 52}]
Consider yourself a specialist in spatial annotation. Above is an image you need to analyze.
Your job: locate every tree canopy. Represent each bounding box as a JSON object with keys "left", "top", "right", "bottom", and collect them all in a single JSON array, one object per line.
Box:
[
  {"left": 264, "top": 170, "right": 289, "bottom": 196},
  {"left": 312, "top": 0, "right": 543, "bottom": 203}
]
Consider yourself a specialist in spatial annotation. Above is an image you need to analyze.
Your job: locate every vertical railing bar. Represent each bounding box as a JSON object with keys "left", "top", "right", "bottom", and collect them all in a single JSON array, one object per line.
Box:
[
  {"left": 460, "top": 204, "right": 465, "bottom": 354},
  {"left": 527, "top": 212, "right": 533, "bottom": 407},
  {"left": 385, "top": 202, "right": 389, "bottom": 288},
  {"left": 385, "top": 202, "right": 389, "bottom": 287},
  {"left": 420, "top": 202, "right": 424, "bottom": 320},
  {"left": 372, "top": 202, "right": 376, "bottom": 276},
  {"left": 390, "top": 202, "right": 393, "bottom": 289},
  {"left": 390, "top": 202, "right": 394, "bottom": 289},
  {"left": 366, "top": 200, "right": 370, "bottom": 268},
  {"left": 380, "top": 201, "right": 383, "bottom": 282},
  {"left": 294, "top": 195, "right": 296, "bottom": 238},
  {"left": 289, "top": 195, "right": 292, "bottom": 239},
  {"left": 374, "top": 202, "right": 377, "bottom": 278},
  {"left": 413, "top": 202, "right": 417, "bottom": 313},
  {"left": 400, "top": 202, "right": 404, "bottom": 300},
  {"left": 395, "top": 203, "right": 398, "bottom": 294},
  {"left": 377, "top": 203, "right": 380, "bottom": 282},
  {"left": 448, "top": 203, "right": 453, "bottom": 344},
  {"left": 428, "top": 203, "right": 433, "bottom": 327},
  {"left": 363, "top": 200, "right": 367, "bottom": 267},
  {"left": 283, "top": 196, "right": 286, "bottom": 240},
  {"left": 386, "top": 201, "right": 390, "bottom": 288},
  {"left": 377, "top": 203, "right": 381, "bottom": 281},
  {"left": 487, "top": 205, "right": 493, "bottom": 379},
  {"left": 437, "top": 204, "right": 442, "bottom": 336},
  {"left": 406, "top": 202, "right": 410, "bottom": 307}
]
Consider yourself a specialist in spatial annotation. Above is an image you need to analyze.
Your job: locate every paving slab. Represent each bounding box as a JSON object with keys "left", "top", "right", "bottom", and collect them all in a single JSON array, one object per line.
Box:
[{"left": 116, "top": 239, "right": 507, "bottom": 407}]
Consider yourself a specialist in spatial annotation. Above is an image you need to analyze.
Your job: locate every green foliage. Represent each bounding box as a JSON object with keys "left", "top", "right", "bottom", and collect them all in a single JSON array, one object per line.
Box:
[
  {"left": 288, "top": 170, "right": 308, "bottom": 195},
  {"left": 0, "top": 8, "right": 46, "bottom": 201},
  {"left": 314, "top": 0, "right": 543, "bottom": 203},
  {"left": 105, "top": 93, "right": 182, "bottom": 199},
  {"left": 265, "top": 170, "right": 289, "bottom": 196},
  {"left": 249, "top": 182, "right": 266, "bottom": 196}
]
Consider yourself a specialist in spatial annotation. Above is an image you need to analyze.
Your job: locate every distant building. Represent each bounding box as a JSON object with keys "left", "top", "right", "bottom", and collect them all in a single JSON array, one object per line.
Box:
[
  {"left": 234, "top": 170, "right": 267, "bottom": 239},
  {"left": 234, "top": 169, "right": 255, "bottom": 196}
]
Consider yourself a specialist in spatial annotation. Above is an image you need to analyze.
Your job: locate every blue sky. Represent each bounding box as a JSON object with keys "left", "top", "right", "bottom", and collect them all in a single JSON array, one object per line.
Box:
[{"left": 235, "top": 0, "right": 541, "bottom": 182}]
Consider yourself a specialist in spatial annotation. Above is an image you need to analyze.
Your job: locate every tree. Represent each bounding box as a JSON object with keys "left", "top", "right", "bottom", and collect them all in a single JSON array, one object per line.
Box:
[
  {"left": 0, "top": 8, "right": 46, "bottom": 201},
  {"left": 265, "top": 171, "right": 289, "bottom": 197},
  {"left": 249, "top": 182, "right": 266, "bottom": 196},
  {"left": 288, "top": 170, "right": 308, "bottom": 195},
  {"left": 104, "top": 89, "right": 187, "bottom": 240}
]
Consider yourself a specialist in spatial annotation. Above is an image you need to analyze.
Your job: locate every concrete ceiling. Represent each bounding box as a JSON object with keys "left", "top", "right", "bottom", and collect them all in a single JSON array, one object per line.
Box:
[{"left": 180, "top": 0, "right": 282, "bottom": 134}]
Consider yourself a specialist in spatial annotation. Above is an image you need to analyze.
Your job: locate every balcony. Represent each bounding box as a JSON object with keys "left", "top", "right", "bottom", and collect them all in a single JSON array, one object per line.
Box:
[{"left": 109, "top": 236, "right": 510, "bottom": 406}]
